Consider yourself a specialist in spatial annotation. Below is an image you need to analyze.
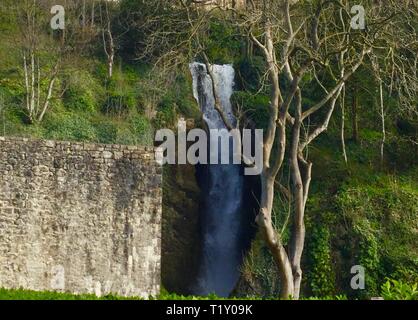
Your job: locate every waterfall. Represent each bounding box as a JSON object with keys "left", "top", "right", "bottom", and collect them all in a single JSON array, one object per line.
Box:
[{"left": 189, "top": 62, "right": 245, "bottom": 297}]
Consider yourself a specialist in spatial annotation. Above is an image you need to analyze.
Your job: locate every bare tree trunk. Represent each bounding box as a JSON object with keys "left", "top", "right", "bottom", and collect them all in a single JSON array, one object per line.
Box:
[
  {"left": 23, "top": 51, "right": 37, "bottom": 123},
  {"left": 257, "top": 175, "right": 294, "bottom": 299},
  {"left": 23, "top": 53, "right": 30, "bottom": 118},
  {"left": 30, "top": 51, "right": 35, "bottom": 117},
  {"left": 351, "top": 87, "right": 359, "bottom": 142},
  {"left": 290, "top": 157, "right": 312, "bottom": 299},
  {"left": 101, "top": 3, "right": 115, "bottom": 79},
  {"left": 251, "top": 22, "right": 296, "bottom": 299},
  {"left": 288, "top": 90, "right": 306, "bottom": 300},
  {"left": 91, "top": 0, "right": 95, "bottom": 27},
  {"left": 107, "top": 29, "right": 114, "bottom": 78},
  {"left": 37, "top": 77, "right": 56, "bottom": 122},
  {"left": 341, "top": 87, "right": 348, "bottom": 163},
  {"left": 38, "top": 63, "right": 59, "bottom": 122},
  {"left": 0, "top": 93, "right": 5, "bottom": 136},
  {"left": 82, "top": 0, "right": 86, "bottom": 27},
  {"left": 379, "top": 79, "right": 385, "bottom": 168},
  {"left": 36, "top": 57, "right": 40, "bottom": 116}
]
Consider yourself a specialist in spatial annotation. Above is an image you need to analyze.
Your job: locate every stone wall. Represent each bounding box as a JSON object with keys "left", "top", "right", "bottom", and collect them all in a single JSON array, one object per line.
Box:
[{"left": 0, "top": 136, "right": 162, "bottom": 298}]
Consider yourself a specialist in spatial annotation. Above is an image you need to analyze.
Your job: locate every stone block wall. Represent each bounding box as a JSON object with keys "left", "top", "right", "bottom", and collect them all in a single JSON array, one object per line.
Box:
[{"left": 0, "top": 137, "right": 162, "bottom": 298}]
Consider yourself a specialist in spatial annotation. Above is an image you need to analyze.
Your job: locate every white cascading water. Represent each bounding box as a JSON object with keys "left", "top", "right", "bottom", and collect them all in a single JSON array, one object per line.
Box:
[{"left": 189, "top": 62, "right": 244, "bottom": 297}]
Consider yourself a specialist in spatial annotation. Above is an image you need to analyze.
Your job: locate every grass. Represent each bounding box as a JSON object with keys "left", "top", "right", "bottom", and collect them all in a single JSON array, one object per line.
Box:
[
  {"left": 0, "top": 288, "right": 352, "bottom": 300},
  {"left": 0, "top": 288, "right": 137, "bottom": 300},
  {"left": 0, "top": 288, "right": 254, "bottom": 300}
]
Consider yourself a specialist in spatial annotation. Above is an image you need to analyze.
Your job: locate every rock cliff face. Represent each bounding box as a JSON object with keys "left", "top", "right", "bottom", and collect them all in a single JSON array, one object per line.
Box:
[
  {"left": 161, "top": 164, "right": 201, "bottom": 294},
  {"left": 0, "top": 137, "right": 162, "bottom": 298}
]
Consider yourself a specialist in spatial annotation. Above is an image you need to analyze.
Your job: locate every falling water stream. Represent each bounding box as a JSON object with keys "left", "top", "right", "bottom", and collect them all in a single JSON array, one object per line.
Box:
[{"left": 189, "top": 62, "right": 245, "bottom": 297}]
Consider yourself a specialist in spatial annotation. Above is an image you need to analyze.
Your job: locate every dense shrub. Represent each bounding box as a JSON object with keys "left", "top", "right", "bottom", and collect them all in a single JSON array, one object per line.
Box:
[
  {"left": 235, "top": 57, "right": 266, "bottom": 92},
  {"left": 204, "top": 20, "right": 242, "bottom": 65},
  {"left": 231, "top": 91, "right": 270, "bottom": 130},
  {"left": 381, "top": 279, "right": 418, "bottom": 300},
  {"left": 43, "top": 113, "right": 97, "bottom": 142},
  {"left": 240, "top": 239, "right": 281, "bottom": 298},
  {"left": 94, "top": 121, "right": 118, "bottom": 144},
  {"left": 101, "top": 66, "right": 140, "bottom": 117},
  {"left": 307, "top": 226, "right": 336, "bottom": 297},
  {"left": 130, "top": 113, "right": 153, "bottom": 145},
  {"left": 154, "top": 96, "right": 178, "bottom": 129},
  {"left": 337, "top": 176, "right": 418, "bottom": 298},
  {"left": 63, "top": 70, "right": 104, "bottom": 113}
]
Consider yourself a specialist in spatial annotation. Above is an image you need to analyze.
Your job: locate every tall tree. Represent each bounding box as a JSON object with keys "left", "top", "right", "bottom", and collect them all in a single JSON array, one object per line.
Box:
[{"left": 99, "top": 0, "right": 115, "bottom": 79}]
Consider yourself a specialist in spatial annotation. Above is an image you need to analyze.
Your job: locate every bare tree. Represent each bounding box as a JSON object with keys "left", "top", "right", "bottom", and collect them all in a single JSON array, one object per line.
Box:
[
  {"left": 365, "top": 1, "right": 418, "bottom": 166},
  {"left": 18, "top": 0, "right": 93, "bottom": 123},
  {"left": 99, "top": 1, "right": 115, "bottom": 78},
  {"left": 340, "top": 86, "right": 348, "bottom": 163},
  {"left": 19, "top": 0, "right": 60, "bottom": 123}
]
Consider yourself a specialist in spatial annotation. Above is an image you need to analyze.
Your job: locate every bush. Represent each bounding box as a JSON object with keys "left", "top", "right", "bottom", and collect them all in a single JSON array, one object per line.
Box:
[
  {"left": 101, "top": 66, "right": 140, "bottom": 116},
  {"left": 381, "top": 279, "right": 418, "bottom": 300},
  {"left": 104, "top": 90, "right": 137, "bottom": 117},
  {"left": 115, "top": 127, "right": 137, "bottom": 146},
  {"left": 0, "top": 76, "right": 25, "bottom": 102},
  {"left": 154, "top": 97, "right": 178, "bottom": 129},
  {"left": 130, "top": 113, "right": 153, "bottom": 145},
  {"left": 337, "top": 176, "right": 418, "bottom": 298},
  {"left": 231, "top": 91, "right": 270, "bottom": 130},
  {"left": 302, "top": 295, "right": 348, "bottom": 300},
  {"left": 239, "top": 237, "right": 281, "bottom": 298},
  {"left": 94, "top": 121, "right": 118, "bottom": 144},
  {"left": 204, "top": 20, "right": 242, "bottom": 65},
  {"left": 44, "top": 113, "right": 97, "bottom": 142},
  {"left": 307, "top": 226, "right": 336, "bottom": 297},
  {"left": 236, "top": 57, "right": 266, "bottom": 92},
  {"left": 63, "top": 70, "right": 104, "bottom": 113}
]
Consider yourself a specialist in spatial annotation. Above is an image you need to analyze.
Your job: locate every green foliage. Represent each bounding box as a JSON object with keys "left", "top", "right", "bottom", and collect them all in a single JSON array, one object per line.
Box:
[
  {"left": 236, "top": 57, "right": 266, "bottom": 92},
  {"left": 63, "top": 70, "right": 105, "bottom": 113},
  {"left": 204, "top": 20, "right": 242, "bottom": 64},
  {"left": 115, "top": 127, "right": 138, "bottom": 145},
  {"left": 100, "top": 65, "right": 140, "bottom": 116},
  {"left": 380, "top": 279, "right": 418, "bottom": 300},
  {"left": 0, "top": 288, "right": 138, "bottom": 300},
  {"left": 0, "top": 287, "right": 351, "bottom": 300},
  {"left": 43, "top": 113, "right": 97, "bottom": 142},
  {"left": 118, "top": 0, "right": 192, "bottom": 62},
  {"left": 240, "top": 236, "right": 281, "bottom": 298},
  {"left": 0, "top": 76, "right": 25, "bottom": 102},
  {"left": 231, "top": 91, "right": 270, "bottom": 130},
  {"left": 129, "top": 113, "right": 153, "bottom": 145},
  {"left": 337, "top": 176, "right": 418, "bottom": 298},
  {"left": 307, "top": 226, "right": 336, "bottom": 297},
  {"left": 302, "top": 295, "right": 348, "bottom": 300},
  {"left": 356, "top": 221, "right": 381, "bottom": 297},
  {"left": 0, "top": 0, "right": 417, "bottom": 302},
  {"left": 154, "top": 96, "right": 179, "bottom": 129},
  {"left": 156, "top": 288, "right": 231, "bottom": 300},
  {"left": 171, "top": 74, "right": 200, "bottom": 120},
  {"left": 0, "top": 287, "right": 231, "bottom": 300},
  {"left": 94, "top": 121, "right": 118, "bottom": 144}
]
